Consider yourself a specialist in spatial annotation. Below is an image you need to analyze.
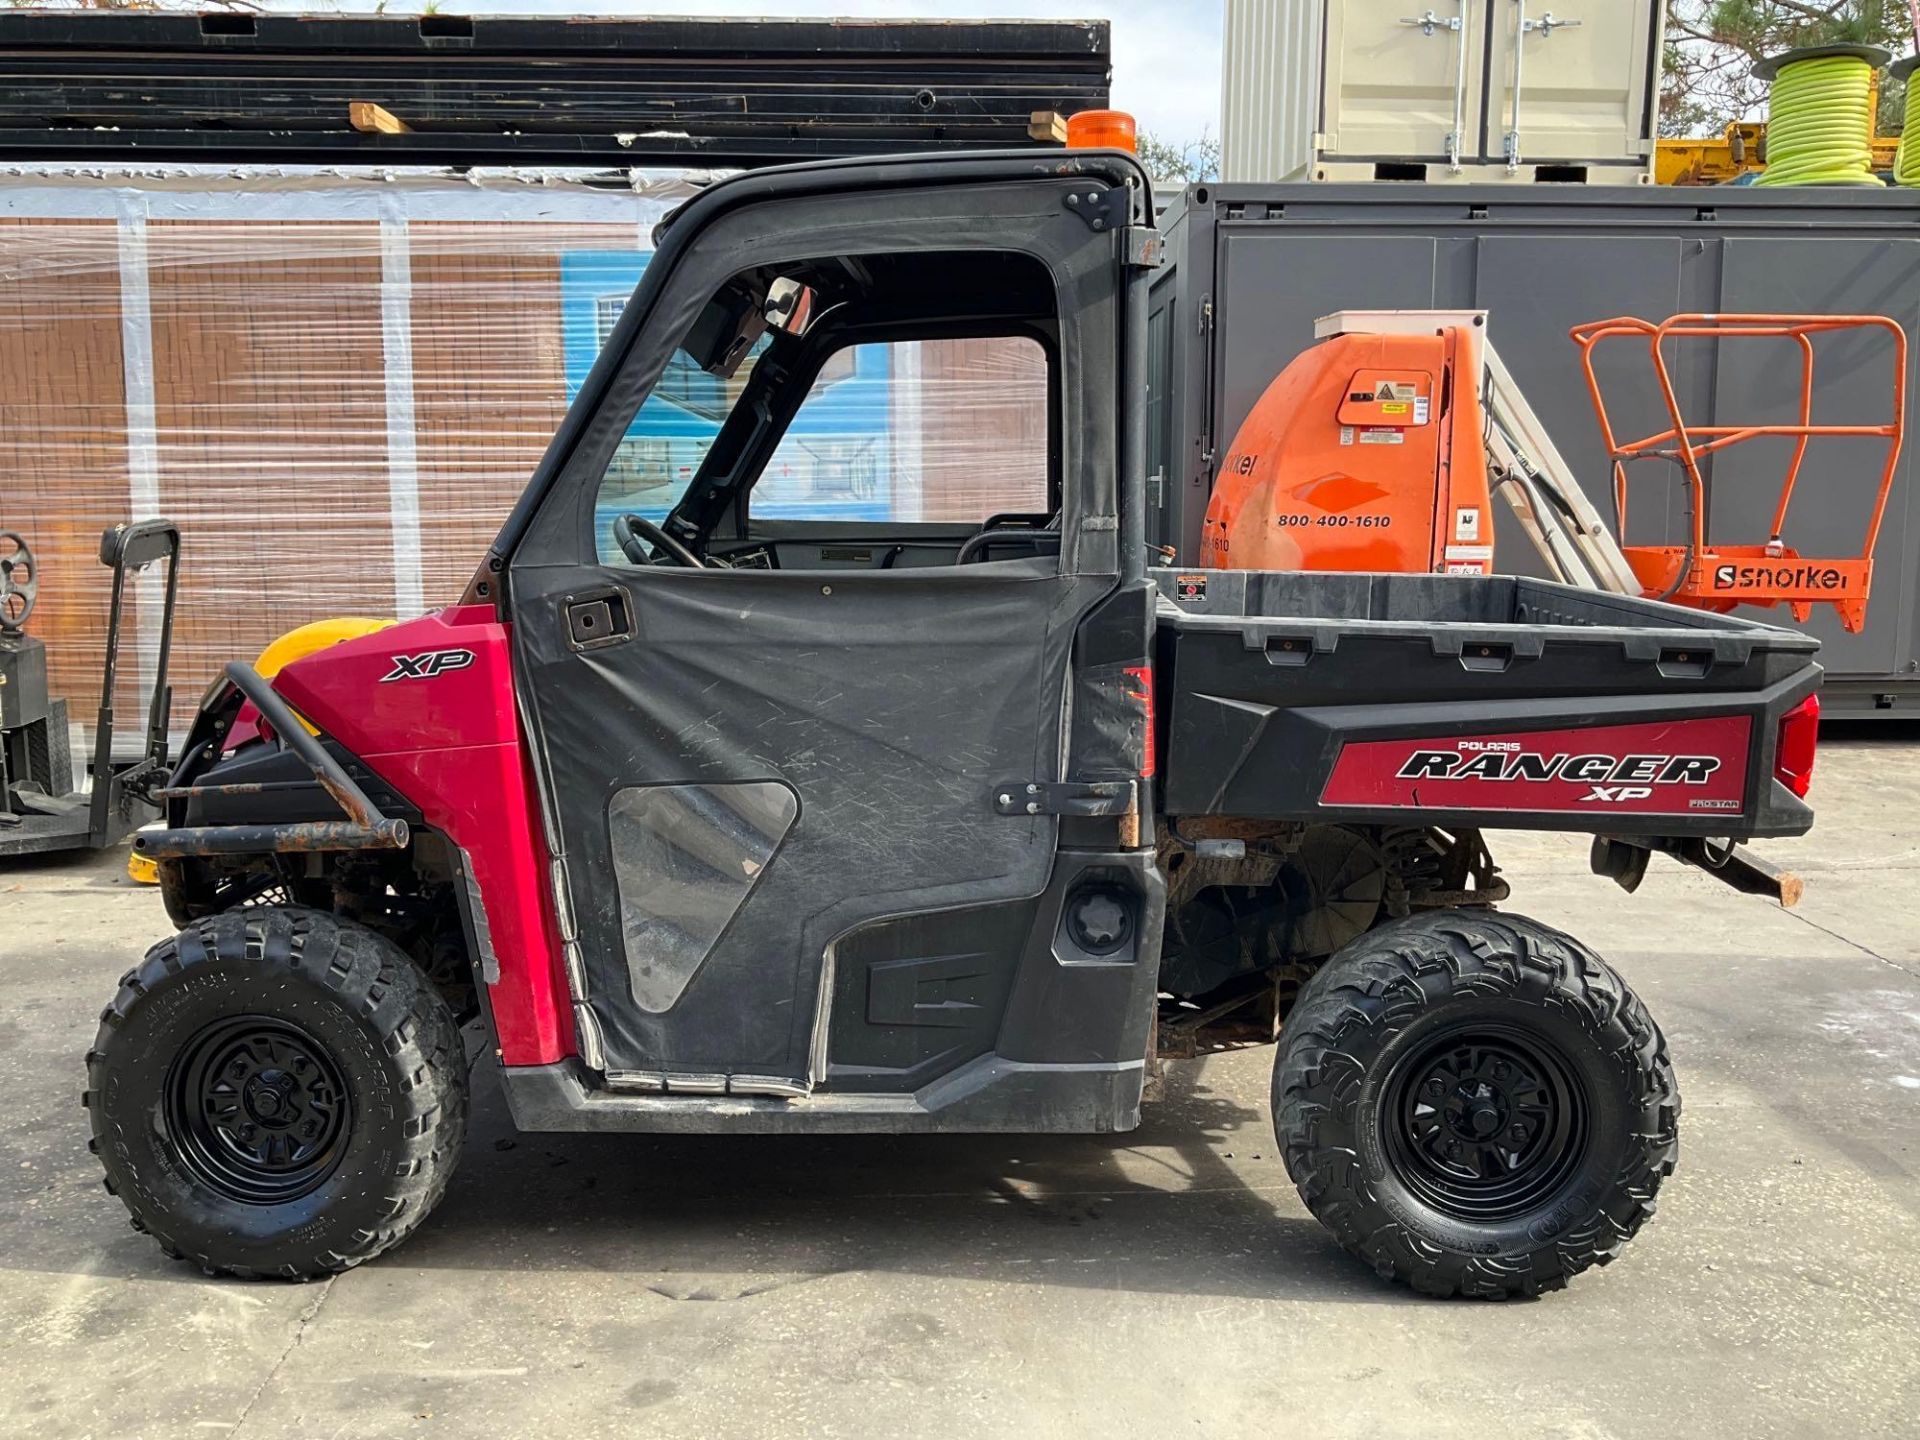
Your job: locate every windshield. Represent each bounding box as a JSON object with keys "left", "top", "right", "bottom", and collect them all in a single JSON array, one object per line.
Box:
[
  {"left": 569, "top": 249, "right": 770, "bottom": 542},
  {"left": 579, "top": 247, "right": 1057, "bottom": 565},
  {"left": 593, "top": 335, "right": 770, "bottom": 528}
]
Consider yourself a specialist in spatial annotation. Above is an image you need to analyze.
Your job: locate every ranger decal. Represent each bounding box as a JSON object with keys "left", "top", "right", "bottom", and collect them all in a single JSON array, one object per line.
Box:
[{"left": 1320, "top": 716, "right": 1753, "bottom": 817}]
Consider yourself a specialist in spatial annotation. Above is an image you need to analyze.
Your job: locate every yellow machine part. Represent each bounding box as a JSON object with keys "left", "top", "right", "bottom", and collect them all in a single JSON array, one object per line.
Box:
[
  {"left": 254, "top": 616, "right": 396, "bottom": 678},
  {"left": 256, "top": 617, "right": 395, "bottom": 736}
]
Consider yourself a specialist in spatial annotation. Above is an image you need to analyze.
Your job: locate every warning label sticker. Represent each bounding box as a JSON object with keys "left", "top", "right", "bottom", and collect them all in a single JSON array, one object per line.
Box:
[{"left": 1358, "top": 428, "right": 1404, "bottom": 445}]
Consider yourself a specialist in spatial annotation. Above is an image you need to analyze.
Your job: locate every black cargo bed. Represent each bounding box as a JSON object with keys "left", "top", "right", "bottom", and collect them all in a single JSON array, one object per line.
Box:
[{"left": 1151, "top": 570, "right": 1822, "bottom": 839}]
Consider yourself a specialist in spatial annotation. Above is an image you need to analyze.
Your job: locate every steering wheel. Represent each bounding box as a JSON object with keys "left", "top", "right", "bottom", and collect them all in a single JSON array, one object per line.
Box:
[
  {"left": 614, "top": 513, "right": 706, "bottom": 569},
  {"left": 0, "top": 531, "right": 37, "bottom": 632},
  {"left": 957, "top": 515, "right": 1062, "bottom": 565}
]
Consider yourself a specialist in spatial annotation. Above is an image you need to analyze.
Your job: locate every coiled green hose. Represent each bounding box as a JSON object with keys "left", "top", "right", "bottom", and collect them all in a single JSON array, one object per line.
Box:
[
  {"left": 1895, "top": 57, "right": 1919, "bottom": 187},
  {"left": 1755, "top": 49, "right": 1885, "bottom": 188}
]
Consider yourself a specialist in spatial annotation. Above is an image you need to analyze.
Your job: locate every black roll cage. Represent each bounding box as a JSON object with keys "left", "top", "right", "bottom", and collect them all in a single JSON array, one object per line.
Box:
[{"left": 468, "top": 147, "right": 1155, "bottom": 608}]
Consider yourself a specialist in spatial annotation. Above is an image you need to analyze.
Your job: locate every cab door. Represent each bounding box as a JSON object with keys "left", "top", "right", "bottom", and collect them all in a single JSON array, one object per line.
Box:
[{"left": 502, "top": 170, "right": 1137, "bottom": 1091}]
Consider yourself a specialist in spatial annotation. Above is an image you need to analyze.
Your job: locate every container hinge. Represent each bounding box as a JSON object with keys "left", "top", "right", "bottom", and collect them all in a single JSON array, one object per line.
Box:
[
  {"left": 1063, "top": 184, "right": 1129, "bottom": 234},
  {"left": 993, "top": 779, "right": 1136, "bottom": 818},
  {"left": 1123, "top": 225, "right": 1164, "bottom": 269}
]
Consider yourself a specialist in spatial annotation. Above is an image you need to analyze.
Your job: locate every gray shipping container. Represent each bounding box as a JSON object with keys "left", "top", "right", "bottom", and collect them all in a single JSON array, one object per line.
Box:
[{"left": 1149, "top": 182, "right": 1920, "bottom": 717}]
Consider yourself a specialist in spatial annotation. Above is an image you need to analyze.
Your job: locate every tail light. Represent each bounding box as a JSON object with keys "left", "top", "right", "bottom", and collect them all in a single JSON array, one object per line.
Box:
[
  {"left": 1773, "top": 693, "right": 1820, "bottom": 798},
  {"left": 1123, "top": 664, "right": 1156, "bottom": 778}
]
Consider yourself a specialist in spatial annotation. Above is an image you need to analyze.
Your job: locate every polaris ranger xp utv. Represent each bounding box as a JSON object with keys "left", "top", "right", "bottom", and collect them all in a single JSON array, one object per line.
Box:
[{"left": 87, "top": 149, "right": 1826, "bottom": 1298}]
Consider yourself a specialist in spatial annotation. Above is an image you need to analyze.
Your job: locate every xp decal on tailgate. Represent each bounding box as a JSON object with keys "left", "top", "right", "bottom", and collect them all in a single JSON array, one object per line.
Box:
[{"left": 1321, "top": 715, "right": 1753, "bottom": 816}]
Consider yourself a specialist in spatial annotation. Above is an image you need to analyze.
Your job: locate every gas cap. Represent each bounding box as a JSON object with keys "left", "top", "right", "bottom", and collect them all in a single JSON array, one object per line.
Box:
[{"left": 1067, "top": 889, "right": 1133, "bottom": 955}]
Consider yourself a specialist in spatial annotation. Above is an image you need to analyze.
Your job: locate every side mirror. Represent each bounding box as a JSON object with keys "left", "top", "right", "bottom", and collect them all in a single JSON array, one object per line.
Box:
[{"left": 764, "top": 277, "right": 819, "bottom": 338}]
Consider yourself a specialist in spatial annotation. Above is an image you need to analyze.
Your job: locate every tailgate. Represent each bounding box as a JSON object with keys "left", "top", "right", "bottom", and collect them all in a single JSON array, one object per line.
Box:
[{"left": 1152, "top": 570, "right": 1821, "bottom": 840}]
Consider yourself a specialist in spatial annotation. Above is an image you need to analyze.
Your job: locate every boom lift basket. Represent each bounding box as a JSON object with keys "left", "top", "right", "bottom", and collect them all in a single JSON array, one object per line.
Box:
[{"left": 1570, "top": 313, "right": 1906, "bottom": 633}]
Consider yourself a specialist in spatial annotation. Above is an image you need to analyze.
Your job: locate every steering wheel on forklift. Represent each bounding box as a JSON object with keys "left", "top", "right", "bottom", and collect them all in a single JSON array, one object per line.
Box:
[
  {"left": 0, "top": 531, "right": 37, "bottom": 632},
  {"left": 614, "top": 513, "right": 707, "bottom": 569}
]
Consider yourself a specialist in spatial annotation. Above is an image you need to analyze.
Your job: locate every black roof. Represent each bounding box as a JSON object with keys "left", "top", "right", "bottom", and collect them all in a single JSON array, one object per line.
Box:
[{"left": 0, "top": 11, "right": 1111, "bottom": 170}]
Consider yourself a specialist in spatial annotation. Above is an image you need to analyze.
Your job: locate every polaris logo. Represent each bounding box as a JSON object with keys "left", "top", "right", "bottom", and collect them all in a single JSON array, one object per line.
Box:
[
  {"left": 381, "top": 648, "right": 475, "bottom": 683},
  {"left": 1712, "top": 562, "right": 1844, "bottom": 591},
  {"left": 1396, "top": 750, "right": 1721, "bottom": 788}
]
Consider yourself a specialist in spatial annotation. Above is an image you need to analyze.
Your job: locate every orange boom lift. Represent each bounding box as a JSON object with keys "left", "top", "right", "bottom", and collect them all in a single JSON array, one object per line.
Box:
[
  {"left": 1203, "top": 309, "right": 1906, "bottom": 634},
  {"left": 1200, "top": 320, "right": 1495, "bottom": 578}
]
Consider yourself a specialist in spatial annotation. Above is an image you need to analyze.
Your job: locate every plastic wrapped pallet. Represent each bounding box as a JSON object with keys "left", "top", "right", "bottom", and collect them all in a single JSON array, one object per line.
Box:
[{"left": 1, "top": 165, "right": 1051, "bottom": 753}]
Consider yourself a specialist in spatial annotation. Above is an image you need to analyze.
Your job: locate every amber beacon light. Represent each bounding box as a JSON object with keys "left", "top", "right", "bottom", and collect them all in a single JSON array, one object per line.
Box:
[{"left": 1066, "top": 108, "right": 1137, "bottom": 151}]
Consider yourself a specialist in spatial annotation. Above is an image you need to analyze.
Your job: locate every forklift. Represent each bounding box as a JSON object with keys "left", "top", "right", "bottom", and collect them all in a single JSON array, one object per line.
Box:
[{"left": 0, "top": 521, "right": 178, "bottom": 859}]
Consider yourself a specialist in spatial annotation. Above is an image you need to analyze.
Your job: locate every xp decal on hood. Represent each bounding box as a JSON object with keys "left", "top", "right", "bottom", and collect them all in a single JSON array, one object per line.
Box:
[
  {"left": 1320, "top": 715, "right": 1753, "bottom": 816},
  {"left": 381, "top": 648, "right": 476, "bottom": 682}
]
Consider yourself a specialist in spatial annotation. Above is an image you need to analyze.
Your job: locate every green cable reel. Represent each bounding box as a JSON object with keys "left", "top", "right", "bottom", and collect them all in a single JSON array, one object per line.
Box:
[
  {"left": 1894, "top": 55, "right": 1919, "bottom": 188},
  {"left": 1753, "top": 43, "right": 1891, "bottom": 188}
]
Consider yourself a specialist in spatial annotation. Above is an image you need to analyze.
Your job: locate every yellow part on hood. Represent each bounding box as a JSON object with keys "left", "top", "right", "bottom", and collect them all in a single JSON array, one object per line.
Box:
[
  {"left": 254, "top": 616, "right": 396, "bottom": 679},
  {"left": 252, "top": 617, "right": 396, "bottom": 736}
]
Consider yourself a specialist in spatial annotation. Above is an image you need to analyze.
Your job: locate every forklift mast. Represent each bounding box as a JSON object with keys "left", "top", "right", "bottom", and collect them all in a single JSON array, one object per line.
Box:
[{"left": 0, "top": 520, "right": 179, "bottom": 858}]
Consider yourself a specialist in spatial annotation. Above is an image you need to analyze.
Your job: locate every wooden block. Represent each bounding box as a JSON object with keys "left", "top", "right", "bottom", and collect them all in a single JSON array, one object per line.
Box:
[
  {"left": 1028, "top": 109, "right": 1066, "bottom": 145},
  {"left": 349, "top": 102, "right": 411, "bottom": 135}
]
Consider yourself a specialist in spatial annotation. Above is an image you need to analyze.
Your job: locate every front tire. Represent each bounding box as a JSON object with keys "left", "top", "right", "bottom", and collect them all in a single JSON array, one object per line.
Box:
[
  {"left": 85, "top": 907, "right": 468, "bottom": 1279},
  {"left": 1274, "top": 910, "right": 1677, "bottom": 1298}
]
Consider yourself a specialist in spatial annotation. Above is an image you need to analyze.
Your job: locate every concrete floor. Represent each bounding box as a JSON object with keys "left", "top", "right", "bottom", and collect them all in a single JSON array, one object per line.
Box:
[{"left": 3, "top": 729, "right": 1918, "bottom": 1439}]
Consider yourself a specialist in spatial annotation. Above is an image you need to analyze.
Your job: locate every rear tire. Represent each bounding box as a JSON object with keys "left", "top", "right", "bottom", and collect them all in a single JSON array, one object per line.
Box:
[
  {"left": 1273, "top": 910, "right": 1677, "bottom": 1298},
  {"left": 84, "top": 907, "right": 469, "bottom": 1279}
]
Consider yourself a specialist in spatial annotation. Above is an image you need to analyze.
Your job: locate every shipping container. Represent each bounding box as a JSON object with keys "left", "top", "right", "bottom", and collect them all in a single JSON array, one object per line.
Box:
[
  {"left": 1221, "top": 0, "right": 1664, "bottom": 184},
  {"left": 1150, "top": 181, "right": 1920, "bottom": 716}
]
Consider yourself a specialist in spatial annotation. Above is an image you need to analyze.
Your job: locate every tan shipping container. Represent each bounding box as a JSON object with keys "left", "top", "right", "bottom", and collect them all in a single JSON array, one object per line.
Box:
[{"left": 1222, "top": 0, "right": 1664, "bottom": 184}]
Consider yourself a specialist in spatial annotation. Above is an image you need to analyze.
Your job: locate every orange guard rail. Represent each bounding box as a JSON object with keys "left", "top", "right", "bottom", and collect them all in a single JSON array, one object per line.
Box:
[{"left": 1569, "top": 313, "right": 1906, "bottom": 633}]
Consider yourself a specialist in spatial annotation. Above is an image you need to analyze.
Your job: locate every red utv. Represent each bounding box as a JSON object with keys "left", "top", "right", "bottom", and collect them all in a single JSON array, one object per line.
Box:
[{"left": 85, "top": 150, "right": 1821, "bottom": 1297}]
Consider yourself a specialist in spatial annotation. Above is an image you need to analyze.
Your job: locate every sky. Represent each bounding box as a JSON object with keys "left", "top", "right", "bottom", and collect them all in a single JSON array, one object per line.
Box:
[{"left": 252, "top": 0, "right": 1228, "bottom": 145}]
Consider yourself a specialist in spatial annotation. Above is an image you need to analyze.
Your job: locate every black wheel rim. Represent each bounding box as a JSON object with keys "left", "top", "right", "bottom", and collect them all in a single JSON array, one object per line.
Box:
[
  {"left": 164, "top": 1016, "right": 351, "bottom": 1205},
  {"left": 1383, "top": 1023, "right": 1591, "bottom": 1223}
]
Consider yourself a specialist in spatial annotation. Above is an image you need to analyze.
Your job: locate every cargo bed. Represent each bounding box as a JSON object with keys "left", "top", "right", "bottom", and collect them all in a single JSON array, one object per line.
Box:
[{"left": 1152, "top": 570, "right": 1822, "bottom": 839}]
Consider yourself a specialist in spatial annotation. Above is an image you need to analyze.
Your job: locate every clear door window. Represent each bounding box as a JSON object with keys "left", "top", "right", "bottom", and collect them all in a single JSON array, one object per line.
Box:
[
  {"left": 750, "top": 337, "right": 1050, "bottom": 524},
  {"left": 607, "top": 781, "right": 799, "bottom": 1014}
]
